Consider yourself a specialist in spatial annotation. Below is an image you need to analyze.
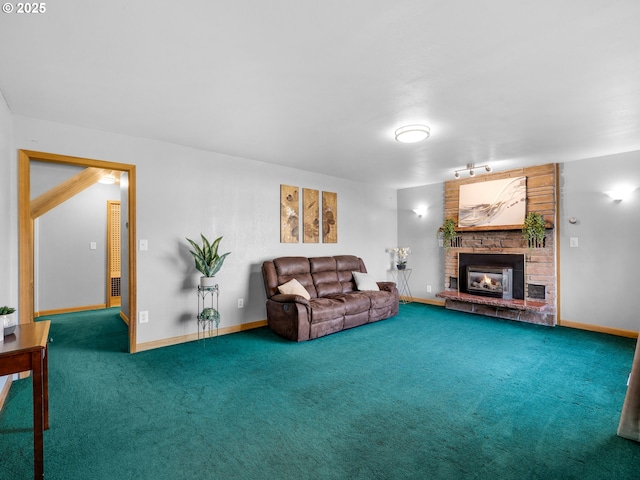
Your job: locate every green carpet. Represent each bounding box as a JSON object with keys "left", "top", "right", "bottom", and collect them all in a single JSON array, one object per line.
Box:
[{"left": 1, "top": 304, "right": 638, "bottom": 479}]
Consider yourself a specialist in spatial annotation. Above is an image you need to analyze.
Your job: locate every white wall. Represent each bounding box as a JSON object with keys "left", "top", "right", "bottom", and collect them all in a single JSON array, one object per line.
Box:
[
  {"left": 397, "top": 156, "right": 640, "bottom": 333},
  {"left": 559, "top": 152, "right": 640, "bottom": 332},
  {"left": 12, "top": 115, "right": 398, "bottom": 345},
  {"left": 0, "top": 95, "right": 13, "bottom": 307},
  {"left": 396, "top": 183, "right": 445, "bottom": 301},
  {"left": 0, "top": 92, "right": 15, "bottom": 391}
]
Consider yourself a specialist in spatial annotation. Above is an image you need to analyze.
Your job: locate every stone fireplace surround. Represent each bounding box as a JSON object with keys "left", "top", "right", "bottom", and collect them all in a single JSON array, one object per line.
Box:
[{"left": 437, "top": 164, "right": 557, "bottom": 327}]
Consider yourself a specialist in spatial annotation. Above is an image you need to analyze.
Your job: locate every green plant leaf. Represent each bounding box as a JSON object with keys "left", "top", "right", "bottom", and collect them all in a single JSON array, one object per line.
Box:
[
  {"left": 522, "top": 212, "right": 546, "bottom": 249},
  {"left": 186, "top": 234, "right": 230, "bottom": 277},
  {"left": 0, "top": 306, "right": 15, "bottom": 315},
  {"left": 208, "top": 252, "right": 231, "bottom": 276},
  {"left": 201, "top": 234, "right": 213, "bottom": 266},
  {"left": 210, "top": 236, "right": 222, "bottom": 257}
]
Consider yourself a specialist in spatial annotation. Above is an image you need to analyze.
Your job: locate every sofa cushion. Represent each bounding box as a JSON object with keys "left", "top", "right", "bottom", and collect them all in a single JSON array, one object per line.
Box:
[
  {"left": 315, "top": 279, "right": 343, "bottom": 297},
  {"left": 308, "top": 297, "right": 346, "bottom": 323},
  {"left": 336, "top": 255, "right": 362, "bottom": 292},
  {"left": 273, "top": 257, "right": 317, "bottom": 298},
  {"left": 277, "top": 278, "right": 311, "bottom": 300},
  {"left": 311, "top": 257, "right": 343, "bottom": 296},
  {"left": 335, "top": 255, "right": 362, "bottom": 272},
  {"left": 329, "top": 292, "right": 371, "bottom": 315},
  {"left": 352, "top": 272, "right": 380, "bottom": 291},
  {"left": 362, "top": 290, "right": 396, "bottom": 309},
  {"left": 310, "top": 256, "right": 337, "bottom": 273}
]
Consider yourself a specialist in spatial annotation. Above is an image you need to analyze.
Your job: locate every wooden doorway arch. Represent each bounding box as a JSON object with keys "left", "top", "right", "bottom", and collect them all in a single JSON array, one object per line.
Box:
[{"left": 18, "top": 150, "right": 138, "bottom": 353}]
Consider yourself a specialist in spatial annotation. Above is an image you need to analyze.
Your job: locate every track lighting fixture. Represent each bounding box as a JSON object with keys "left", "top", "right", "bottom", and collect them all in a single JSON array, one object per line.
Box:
[{"left": 454, "top": 163, "right": 491, "bottom": 178}]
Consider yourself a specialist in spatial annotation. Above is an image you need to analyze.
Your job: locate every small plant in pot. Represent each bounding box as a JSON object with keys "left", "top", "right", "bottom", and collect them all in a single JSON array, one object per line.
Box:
[
  {"left": 437, "top": 219, "right": 458, "bottom": 252},
  {"left": 199, "top": 307, "right": 221, "bottom": 328},
  {"left": 522, "top": 212, "right": 546, "bottom": 249},
  {"left": 186, "top": 234, "right": 231, "bottom": 288},
  {"left": 0, "top": 306, "right": 17, "bottom": 337}
]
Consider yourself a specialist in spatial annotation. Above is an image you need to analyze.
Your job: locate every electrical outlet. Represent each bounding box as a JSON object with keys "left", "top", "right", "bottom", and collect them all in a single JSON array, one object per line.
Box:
[
  {"left": 237, "top": 298, "right": 244, "bottom": 308},
  {"left": 438, "top": 239, "right": 444, "bottom": 247},
  {"left": 90, "top": 242, "right": 97, "bottom": 250},
  {"left": 427, "top": 285, "right": 432, "bottom": 293},
  {"left": 570, "top": 237, "right": 579, "bottom": 248},
  {"left": 139, "top": 239, "right": 148, "bottom": 251},
  {"left": 139, "top": 311, "right": 149, "bottom": 324}
]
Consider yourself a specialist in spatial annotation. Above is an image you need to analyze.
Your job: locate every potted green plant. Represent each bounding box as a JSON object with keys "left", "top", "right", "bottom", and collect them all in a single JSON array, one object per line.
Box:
[
  {"left": 1, "top": 306, "right": 17, "bottom": 337},
  {"left": 186, "top": 234, "right": 231, "bottom": 288},
  {"left": 437, "top": 219, "right": 458, "bottom": 252},
  {"left": 522, "top": 212, "right": 546, "bottom": 249},
  {"left": 199, "top": 307, "right": 221, "bottom": 328}
]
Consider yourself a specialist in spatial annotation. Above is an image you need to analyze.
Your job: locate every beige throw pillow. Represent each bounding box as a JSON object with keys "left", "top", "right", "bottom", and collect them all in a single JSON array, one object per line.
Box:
[
  {"left": 352, "top": 271, "right": 380, "bottom": 291},
  {"left": 277, "top": 278, "right": 311, "bottom": 300}
]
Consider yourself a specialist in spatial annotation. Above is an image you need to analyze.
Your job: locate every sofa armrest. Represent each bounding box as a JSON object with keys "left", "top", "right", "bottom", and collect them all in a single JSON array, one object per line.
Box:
[
  {"left": 270, "top": 293, "right": 310, "bottom": 306},
  {"left": 266, "top": 297, "right": 311, "bottom": 341},
  {"left": 377, "top": 281, "right": 397, "bottom": 293}
]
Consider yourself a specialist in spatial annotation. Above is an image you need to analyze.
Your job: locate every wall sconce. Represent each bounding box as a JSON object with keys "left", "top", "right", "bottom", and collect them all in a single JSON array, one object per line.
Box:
[
  {"left": 454, "top": 163, "right": 491, "bottom": 178},
  {"left": 394, "top": 125, "right": 430, "bottom": 143},
  {"left": 412, "top": 206, "right": 428, "bottom": 217},
  {"left": 605, "top": 186, "right": 636, "bottom": 202}
]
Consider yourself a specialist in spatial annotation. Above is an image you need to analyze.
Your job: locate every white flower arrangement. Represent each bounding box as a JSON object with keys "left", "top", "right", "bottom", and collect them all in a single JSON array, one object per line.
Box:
[{"left": 390, "top": 247, "right": 411, "bottom": 265}]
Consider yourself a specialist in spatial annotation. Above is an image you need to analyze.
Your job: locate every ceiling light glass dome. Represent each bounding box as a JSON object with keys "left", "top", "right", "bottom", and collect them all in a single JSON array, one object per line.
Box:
[{"left": 394, "top": 125, "right": 430, "bottom": 143}]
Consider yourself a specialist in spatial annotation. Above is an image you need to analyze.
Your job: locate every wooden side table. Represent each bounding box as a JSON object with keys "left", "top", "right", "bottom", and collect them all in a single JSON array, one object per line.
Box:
[{"left": 0, "top": 320, "right": 51, "bottom": 480}]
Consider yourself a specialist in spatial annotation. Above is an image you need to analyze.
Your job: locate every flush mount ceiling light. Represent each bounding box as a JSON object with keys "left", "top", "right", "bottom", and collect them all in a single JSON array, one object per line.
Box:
[
  {"left": 394, "top": 125, "right": 430, "bottom": 143},
  {"left": 98, "top": 175, "right": 117, "bottom": 185},
  {"left": 454, "top": 163, "right": 492, "bottom": 178}
]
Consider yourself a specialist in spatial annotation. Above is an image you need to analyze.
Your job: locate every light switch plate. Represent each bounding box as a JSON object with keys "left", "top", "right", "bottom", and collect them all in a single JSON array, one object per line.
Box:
[{"left": 139, "top": 239, "right": 148, "bottom": 251}]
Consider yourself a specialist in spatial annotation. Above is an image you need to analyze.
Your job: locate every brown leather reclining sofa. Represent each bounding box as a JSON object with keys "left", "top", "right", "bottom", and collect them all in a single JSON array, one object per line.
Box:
[{"left": 261, "top": 255, "right": 399, "bottom": 341}]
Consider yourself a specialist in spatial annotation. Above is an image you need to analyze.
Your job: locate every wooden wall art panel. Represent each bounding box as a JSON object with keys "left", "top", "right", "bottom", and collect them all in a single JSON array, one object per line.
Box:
[
  {"left": 322, "top": 191, "right": 338, "bottom": 243},
  {"left": 280, "top": 184, "right": 299, "bottom": 243},
  {"left": 303, "top": 188, "right": 319, "bottom": 243}
]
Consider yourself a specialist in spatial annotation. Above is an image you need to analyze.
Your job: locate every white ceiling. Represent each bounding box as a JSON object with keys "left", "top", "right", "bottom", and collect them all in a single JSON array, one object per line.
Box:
[{"left": 1, "top": 0, "right": 639, "bottom": 189}]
